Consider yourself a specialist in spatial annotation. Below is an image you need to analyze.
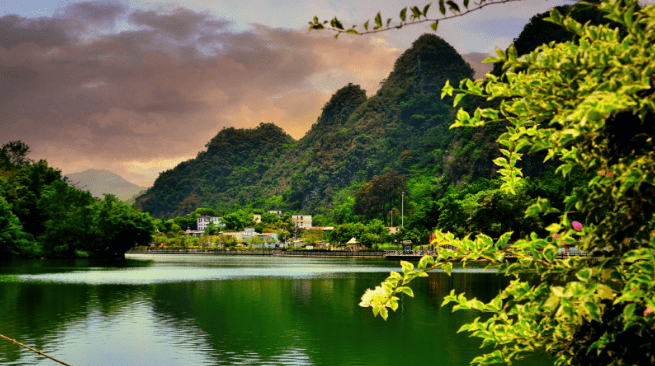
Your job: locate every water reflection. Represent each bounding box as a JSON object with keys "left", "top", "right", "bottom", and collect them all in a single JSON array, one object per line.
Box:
[{"left": 0, "top": 255, "right": 550, "bottom": 366}]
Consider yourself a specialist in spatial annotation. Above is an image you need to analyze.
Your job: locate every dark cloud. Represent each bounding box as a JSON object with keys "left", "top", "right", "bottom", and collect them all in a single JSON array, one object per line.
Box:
[
  {"left": 0, "top": 14, "right": 71, "bottom": 49},
  {"left": 0, "top": 5, "right": 400, "bottom": 185},
  {"left": 53, "top": 1, "right": 127, "bottom": 24},
  {"left": 129, "top": 8, "right": 230, "bottom": 41}
]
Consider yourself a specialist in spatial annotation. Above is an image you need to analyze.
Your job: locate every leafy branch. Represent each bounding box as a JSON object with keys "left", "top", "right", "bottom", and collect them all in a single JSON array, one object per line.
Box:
[{"left": 308, "top": 0, "right": 523, "bottom": 38}]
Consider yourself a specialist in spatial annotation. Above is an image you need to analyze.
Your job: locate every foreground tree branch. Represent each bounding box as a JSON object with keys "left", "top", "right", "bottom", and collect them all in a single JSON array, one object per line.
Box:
[{"left": 308, "top": 0, "right": 523, "bottom": 38}]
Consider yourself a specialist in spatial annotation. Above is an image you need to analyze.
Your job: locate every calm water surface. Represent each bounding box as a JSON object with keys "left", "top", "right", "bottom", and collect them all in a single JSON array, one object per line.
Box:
[{"left": 0, "top": 255, "right": 551, "bottom": 366}]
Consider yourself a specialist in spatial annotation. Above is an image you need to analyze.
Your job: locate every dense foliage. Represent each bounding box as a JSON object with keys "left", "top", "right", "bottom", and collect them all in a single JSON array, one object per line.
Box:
[
  {"left": 136, "top": 11, "right": 596, "bottom": 227},
  {"left": 359, "top": 1, "right": 655, "bottom": 366},
  {"left": 0, "top": 142, "right": 155, "bottom": 259}
]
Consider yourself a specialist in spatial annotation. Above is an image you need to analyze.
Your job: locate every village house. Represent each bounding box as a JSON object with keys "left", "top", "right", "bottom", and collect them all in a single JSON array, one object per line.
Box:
[
  {"left": 197, "top": 216, "right": 225, "bottom": 230},
  {"left": 291, "top": 214, "right": 312, "bottom": 228}
]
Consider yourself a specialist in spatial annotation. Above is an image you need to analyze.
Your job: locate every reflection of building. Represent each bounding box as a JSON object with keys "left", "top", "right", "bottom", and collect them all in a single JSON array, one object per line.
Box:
[
  {"left": 291, "top": 215, "right": 312, "bottom": 228},
  {"left": 197, "top": 216, "right": 225, "bottom": 230}
]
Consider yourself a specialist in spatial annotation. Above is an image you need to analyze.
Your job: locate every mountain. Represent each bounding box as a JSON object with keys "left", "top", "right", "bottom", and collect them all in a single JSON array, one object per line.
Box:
[
  {"left": 134, "top": 5, "right": 618, "bottom": 222},
  {"left": 64, "top": 169, "right": 148, "bottom": 202},
  {"left": 136, "top": 123, "right": 294, "bottom": 218},
  {"left": 136, "top": 34, "right": 480, "bottom": 218},
  {"left": 461, "top": 52, "right": 494, "bottom": 79}
]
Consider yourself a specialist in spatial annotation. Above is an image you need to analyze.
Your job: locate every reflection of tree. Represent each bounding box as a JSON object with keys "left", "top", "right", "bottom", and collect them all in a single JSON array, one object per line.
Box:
[{"left": 0, "top": 259, "right": 151, "bottom": 364}]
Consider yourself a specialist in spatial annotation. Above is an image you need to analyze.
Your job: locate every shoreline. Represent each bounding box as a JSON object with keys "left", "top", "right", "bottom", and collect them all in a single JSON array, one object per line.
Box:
[{"left": 126, "top": 248, "right": 387, "bottom": 259}]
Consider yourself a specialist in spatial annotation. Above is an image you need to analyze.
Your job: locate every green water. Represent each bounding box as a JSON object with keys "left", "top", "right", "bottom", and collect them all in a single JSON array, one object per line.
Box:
[{"left": 0, "top": 255, "right": 551, "bottom": 366}]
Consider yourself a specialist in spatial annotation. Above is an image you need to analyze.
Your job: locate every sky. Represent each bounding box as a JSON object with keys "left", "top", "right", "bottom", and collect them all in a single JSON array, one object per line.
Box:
[{"left": 0, "top": 0, "right": 605, "bottom": 186}]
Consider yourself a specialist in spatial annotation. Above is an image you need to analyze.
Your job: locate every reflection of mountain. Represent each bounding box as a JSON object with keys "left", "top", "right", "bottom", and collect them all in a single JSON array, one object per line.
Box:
[{"left": 64, "top": 169, "right": 149, "bottom": 202}]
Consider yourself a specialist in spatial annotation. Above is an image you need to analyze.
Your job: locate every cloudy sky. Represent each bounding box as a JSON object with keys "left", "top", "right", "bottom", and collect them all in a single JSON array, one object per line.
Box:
[{"left": 1, "top": 0, "right": 588, "bottom": 186}]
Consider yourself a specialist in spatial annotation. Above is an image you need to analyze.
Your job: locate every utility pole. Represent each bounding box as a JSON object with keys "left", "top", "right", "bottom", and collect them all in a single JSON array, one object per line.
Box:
[{"left": 401, "top": 191, "right": 405, "bottom": 228}]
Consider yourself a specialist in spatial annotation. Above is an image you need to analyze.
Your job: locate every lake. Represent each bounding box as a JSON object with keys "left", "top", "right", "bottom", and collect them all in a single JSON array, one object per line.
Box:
[{"left": 0, "top": 254, "right": 551, "bottom": 365}]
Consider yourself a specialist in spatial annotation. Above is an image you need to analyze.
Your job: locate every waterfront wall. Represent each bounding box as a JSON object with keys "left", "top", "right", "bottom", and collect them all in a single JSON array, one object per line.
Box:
[{"left": 126, "top": 249, "right": 385, "bottom": 258}]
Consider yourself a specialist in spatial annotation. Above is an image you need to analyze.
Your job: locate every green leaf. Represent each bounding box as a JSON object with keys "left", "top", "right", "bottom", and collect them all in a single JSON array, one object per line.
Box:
[
  {"left": 374, "top": 12, "right": 382, "bottom": 29},
  {"left": 463, "top": 0, "right": 470, "bottom": 8},
  {"left": 422, "top": 4, "right": 431, "bottom": 16},
  {"left": 364, "top": 20, "right": 369, "bottom": 30},
  {"left": 508, "top": 44, "right": 518, "bottom": 61},
  {"left": 439, "top": 0, "right": 446, "bottom": 15},
  {"left": 379, "top": 306, "right": 388, "bottom": 320},
  {"left": 446, "top": 1, "right": 460, "bottom": 13},
  {"left": 587, "top": 332, "right": 609, "bottom": 354},
  {"left": 584, "top": 301, "right": 602, "bottom": 322},
  {"left": 330, "top": 18, "right": 344, "bottom": 30},
  {"left": 443, "top": 262, "right": 453, "bottom": 276},
  {"left": 549, "top": 7, "right": 563, "bottom": 24},
  {"left": 624, "top": 5, "right": 635, "bottom": 28},
  {"left": 454, "top": 93, "right": 465, "bottom": 106},
  {"left": 431, "top": 21, "right": 438, "bottom": 32},
  {"left": 400, "top": 7, "right": 407, "bottom": 22},
  {"left": 411, "top": 6, "right": 421, "bottom": 19},
  {"left": 418, "top": 255, "right": 435, "bottom": 269},
  {"left": 397, "top": 286, "right": 415, "bottom": 297},
  {"left": 401, "top": 260, "right": 414, "bottom": 274},
  {"left": 495, "top": 48, "right": 507, "bottom": 61}
]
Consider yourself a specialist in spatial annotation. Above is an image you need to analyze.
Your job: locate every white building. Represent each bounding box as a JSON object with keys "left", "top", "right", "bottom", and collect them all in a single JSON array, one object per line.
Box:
[
  {"left": 197, "top": 216, "right": 225, "bottom": 230},
  {"left": 291, "top": 215, "right": 312, "bottom": 228},
  {"left": 268, "top": 210, "right": 283, "bottom": 216},
  {"left": 252, "top": 214, "right": 262, "bottom": 223}
]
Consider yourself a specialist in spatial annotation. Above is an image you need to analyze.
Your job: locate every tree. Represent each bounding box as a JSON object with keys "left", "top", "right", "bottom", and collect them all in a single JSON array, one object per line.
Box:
[
  {"left": 249, "top": 235, "right": 263, "bottom": 249},
  {"left": 0, "top": 194, "right": 35, "bottom": 257},
  {"left": 303, "top": 229, "right": 324, "bottom": 246},
  {"left": 348, "top": 1, "right": 655, "bottom": 365},
  {"left": 354, "top": 170, "right": 406, "bottom": 224},
  {"left": 93, "top": 195, "right": 155, "bottom": 258},
  {"left": 38, "top": 180, "right": 99, "bottom": 258},
  {"left": 204, "top": 221, "right": 219, "bottom": 236},
  {"left": 1, "top": 141, "right": 31, "bottom": 167},
  {"left": 222, "top": 212, "right": 246, "bottom": 231}
]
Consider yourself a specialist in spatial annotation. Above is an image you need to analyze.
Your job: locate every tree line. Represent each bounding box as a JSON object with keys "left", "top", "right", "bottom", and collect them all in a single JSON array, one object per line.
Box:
[{"left": 0, "top": 141, "right": 155, "bottom": 259}]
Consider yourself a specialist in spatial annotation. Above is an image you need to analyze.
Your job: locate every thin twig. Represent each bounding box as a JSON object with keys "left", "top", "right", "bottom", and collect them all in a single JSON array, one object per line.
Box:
[
  {"left": 313, "top": 0, "right": 523, "bottom": 36},
  {"left": 0, "top": 333, "right": 75, "bottom": 366}
]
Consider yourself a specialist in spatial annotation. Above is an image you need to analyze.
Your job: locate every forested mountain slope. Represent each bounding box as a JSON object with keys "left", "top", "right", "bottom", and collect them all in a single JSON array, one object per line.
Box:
[
  {"left": 136, "top": 123, "right": 294, "bottom": 218},
  {"left": 136, "top": 2, "right": 611, "bottom": 220},
  {"left": 136, "top": 34, "right": 479, "bottom": 218}
]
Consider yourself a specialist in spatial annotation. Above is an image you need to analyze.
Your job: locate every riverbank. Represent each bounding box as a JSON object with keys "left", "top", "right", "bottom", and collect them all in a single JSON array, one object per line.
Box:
[{"left": 126, "top": 248, "right": 385, "bottom": 258}]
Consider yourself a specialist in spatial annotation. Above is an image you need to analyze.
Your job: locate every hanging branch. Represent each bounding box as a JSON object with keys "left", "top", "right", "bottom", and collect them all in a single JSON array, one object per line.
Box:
[{"left": 308, "top": 0, "right": 523, "bottom": 38}]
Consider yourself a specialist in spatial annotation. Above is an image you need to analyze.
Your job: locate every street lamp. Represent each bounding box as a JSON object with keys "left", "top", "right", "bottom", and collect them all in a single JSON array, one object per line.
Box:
[{"left": 401, "top": 191, "right": 405, "bottom": 228}]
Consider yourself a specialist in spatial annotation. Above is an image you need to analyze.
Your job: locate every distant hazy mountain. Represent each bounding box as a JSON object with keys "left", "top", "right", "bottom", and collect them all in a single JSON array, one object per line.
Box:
[
  {"left": 461, "top": 52, "right": 494, "bottom": 79},
  {"left": 64, "top": 169, "right": 148, "bottom": 202}
]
